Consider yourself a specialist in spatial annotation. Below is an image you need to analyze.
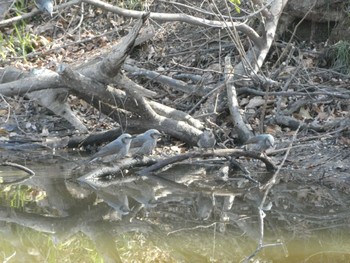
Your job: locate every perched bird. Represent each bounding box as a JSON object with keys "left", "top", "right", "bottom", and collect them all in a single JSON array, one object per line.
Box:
[
  {"left": 89, "top": 133, "right": 133, "bottom": 163},
  {"left": 35, "top": 0, "right": 54, "bottom": 16},
  {"left": 243, "top": 134, "right": 275, "bottom": 153},
  {"left": 130, "top": 129, "right": 162, "bottom": 156},
  {"left": 197, "top": 129, "right": 216, "bottom": 149}
]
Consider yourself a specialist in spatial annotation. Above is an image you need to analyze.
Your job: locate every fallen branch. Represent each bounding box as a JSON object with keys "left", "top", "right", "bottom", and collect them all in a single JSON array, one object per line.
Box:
[
  {"left": 138, "top": 148, "right": 276, "bottom": 176},
  {"left": 83, "top": 0, "right": 260, "bottom": 38}
]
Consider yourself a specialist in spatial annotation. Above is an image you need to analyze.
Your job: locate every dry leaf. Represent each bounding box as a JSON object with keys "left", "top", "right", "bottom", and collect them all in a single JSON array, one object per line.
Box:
[
  {"left": 299, "top": 106, "right": 312, "bottom": 120},
  {"left": 246, "top": 96, "right": 266, "bottom": 108},
  {"left": 239, "top": 97, "right": 249, "bottom": 106},
  {"left": 316, "top": 111, "right": 328, "bottom": 121},
  {"left": 0, "top": 109, "right": 8, "bottom": 115}
]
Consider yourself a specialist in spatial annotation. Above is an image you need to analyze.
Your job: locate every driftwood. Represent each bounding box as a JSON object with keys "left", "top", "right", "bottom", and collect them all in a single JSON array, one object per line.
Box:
[
  {"left": 67, "top": 128, "right": 123, "bottom": 148},
  {"left": 0, "top": 12, "right": 203, "bottom": 143},
  {"left": 77, "top": 148, "right": 276, "bottom": 186}
]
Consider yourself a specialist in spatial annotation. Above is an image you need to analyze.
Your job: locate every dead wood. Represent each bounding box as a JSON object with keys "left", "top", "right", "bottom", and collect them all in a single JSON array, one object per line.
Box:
[
  {"left": 0, "top": 12, "right": 204, "bottom": 143},
  {"left": 117, "top": 74, "right": 202, "bottom": 144},
  {"left": 225, "top": 56, "right": 252, "bottom": 143},
  {"left": 0, "top": 13, "right": 152, "bottom": 133},
  {"left": 147, "top": 100, "right": 203, "bottom": 130},
  {"left": 0, "top": 67, "right": 61, "bottom": 95},
  {"left": 77, "top": 156, "right": 158, "bottom": 184},
  {"left": 82, "top": 0, "right": 260, "bottom": 32},
  {"left": 221, "top": 0, "right": 288, "bottom": 143},
  {"left": 77, "top": 148, "right": 276, "bottom": 186},
  {"left": 124, "top": 60, "right": 212, "bottom": 96},
  {"left": 274, "top": 115, "right": 349, "bottom": 132},
  {"left": 0, "top": 67, "right": 88, "bottom": 132},
  {"left": 67, "top": 128, "right": 123, "bottom": 148}
]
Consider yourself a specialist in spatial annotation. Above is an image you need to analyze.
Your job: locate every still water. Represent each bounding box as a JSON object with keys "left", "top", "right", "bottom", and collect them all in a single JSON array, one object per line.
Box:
[{"left": 0, "top": 160, "right": 349, "bottom": 263}]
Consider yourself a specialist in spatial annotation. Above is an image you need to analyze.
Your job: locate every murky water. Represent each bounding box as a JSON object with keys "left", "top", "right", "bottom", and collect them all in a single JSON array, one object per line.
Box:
[{"left": 0, "top": 160, "right": 349, "bottom": 262}]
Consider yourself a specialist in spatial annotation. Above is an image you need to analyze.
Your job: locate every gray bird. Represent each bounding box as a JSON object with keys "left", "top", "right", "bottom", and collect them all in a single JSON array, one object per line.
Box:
[
  {"left": 197, "top": 129, "right": 216, "bottom": 149},
  {"left": 243, "top": 134, "right": 275, "bottom": 153},
  {"left": 131, "top": 129, "right": 162, "bottom": 156},
  {"left": 35, "top": 0, "right": 54, "bottom": 16},
  {"left": 89, "top": 133, "right": 133, "bottom": 163}
]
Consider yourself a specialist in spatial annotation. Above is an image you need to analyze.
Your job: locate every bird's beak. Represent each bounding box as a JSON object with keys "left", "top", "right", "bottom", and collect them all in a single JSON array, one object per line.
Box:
[{"left": 152, "top": 132, "right": 162, "bottom": 139}]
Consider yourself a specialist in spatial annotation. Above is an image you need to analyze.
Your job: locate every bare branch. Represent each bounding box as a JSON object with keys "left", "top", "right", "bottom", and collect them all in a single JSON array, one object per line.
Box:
[
  {"left": 82, "top": 0, "right": 258, "bottom": 38},
  {"left": 225, "top": 56, "right": 252, "bottom": 143},
  {"left": 0, "top": 0, "right": 83, "bottom": 28}
]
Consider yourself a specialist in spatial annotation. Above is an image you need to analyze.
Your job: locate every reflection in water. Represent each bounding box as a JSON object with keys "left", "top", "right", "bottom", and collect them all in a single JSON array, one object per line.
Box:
[
  {"left": 0, "top": 162, "right": 350, "bottom": 262},
  {"left": 96, "top": 190, "right": 130, "bottom": 220},
  {"left": 124, "top": 181, "right": 157, "bottom": 209},
  {"left": 195, "top": 193, "right": 213, "bottom": 220}
]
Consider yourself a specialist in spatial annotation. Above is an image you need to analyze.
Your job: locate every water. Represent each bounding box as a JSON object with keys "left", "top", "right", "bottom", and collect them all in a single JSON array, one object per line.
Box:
[{"left": 0, "top": 160, "right": 349, "bottom": 262}]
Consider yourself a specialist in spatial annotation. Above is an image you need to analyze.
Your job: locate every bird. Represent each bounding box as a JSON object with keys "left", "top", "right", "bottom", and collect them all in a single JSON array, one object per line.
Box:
[
  {"left": 197, "top": 129, "right": 216, "bottom": 149},
  {"left": 89, "top": 133, "right": 133, "bottom": 163},
  {"left": 243, "top": 134, "right": 275, "bottom": 153},
  {"left": 35, "top": 0, "right": 54, "bottom": 16},
  {"left": 130, "top": 129, "right": 162, "bottom": 156}
]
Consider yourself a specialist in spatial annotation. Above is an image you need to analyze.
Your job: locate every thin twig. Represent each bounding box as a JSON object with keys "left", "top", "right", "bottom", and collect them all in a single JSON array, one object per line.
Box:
[
  {"left": 0, "top": 0, "right": 83, "bottom": 28},
  {"left": 243, "top": 125, "right": 300, "bottom": 262}
]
